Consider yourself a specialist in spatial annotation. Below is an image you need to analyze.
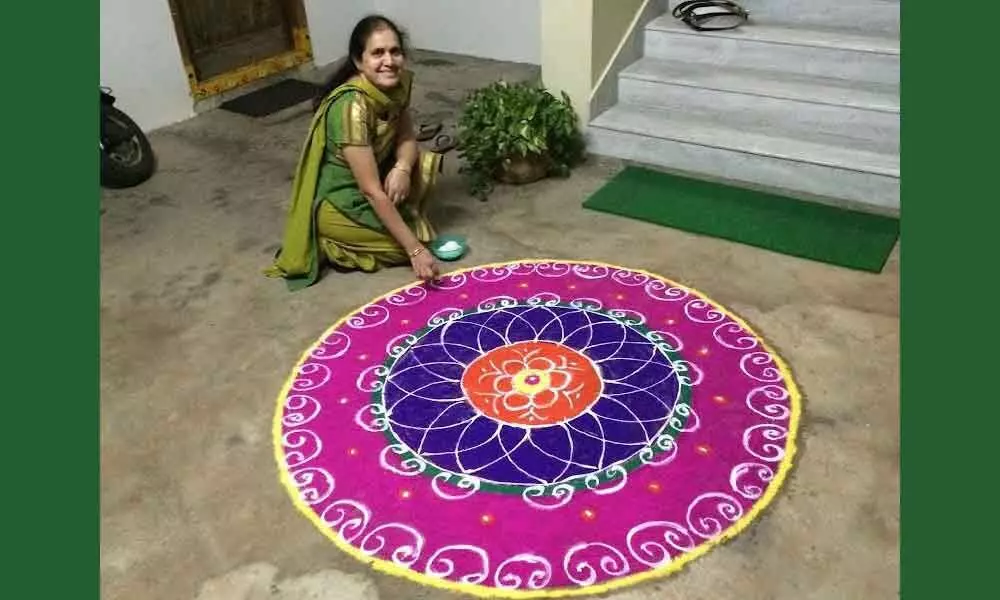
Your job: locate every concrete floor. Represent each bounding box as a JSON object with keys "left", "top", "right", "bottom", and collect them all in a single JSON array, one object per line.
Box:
[{"left": 100, "top": 52, "right": 899, "bottom": 600}]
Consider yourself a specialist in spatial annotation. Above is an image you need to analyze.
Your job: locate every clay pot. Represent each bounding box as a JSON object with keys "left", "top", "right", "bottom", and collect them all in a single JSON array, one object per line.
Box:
[{"left": 496, "top": 153, "right": 549, "bottom": 185}]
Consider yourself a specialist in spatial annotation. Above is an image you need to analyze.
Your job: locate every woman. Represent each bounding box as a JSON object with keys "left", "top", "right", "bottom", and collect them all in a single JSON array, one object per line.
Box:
[{"left": 266, "top": 15, "right": 443, "bottom": 290}]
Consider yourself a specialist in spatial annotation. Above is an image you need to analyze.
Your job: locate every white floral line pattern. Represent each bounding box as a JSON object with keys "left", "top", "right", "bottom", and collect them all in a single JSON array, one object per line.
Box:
[{"left": 353, "top": 299, "right": 700, "bottom": 505}]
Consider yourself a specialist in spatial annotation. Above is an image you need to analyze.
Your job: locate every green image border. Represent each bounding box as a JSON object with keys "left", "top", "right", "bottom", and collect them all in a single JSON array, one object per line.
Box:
[
  {"left": 901, "top": 1, "right": 995, "bottom": 597},
  {"left": 8, "top": 2, "right": 96, "bottom": 597}
]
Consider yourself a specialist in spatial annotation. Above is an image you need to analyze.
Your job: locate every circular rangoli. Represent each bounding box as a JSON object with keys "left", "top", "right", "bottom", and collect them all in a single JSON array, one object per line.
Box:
[{"left": 274, "top": 260, "right": 800, "bottom": 597}]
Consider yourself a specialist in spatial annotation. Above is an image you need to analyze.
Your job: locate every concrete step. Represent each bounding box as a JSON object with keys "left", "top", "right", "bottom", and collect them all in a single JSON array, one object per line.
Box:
[
  {"left": 618, "top": 58, "right": 898, "bottom": 152},
  {"left": 736, "top": 0, "right": 900, "bottom": 37},
  {"left": 645, "top": 16, "right": 899, "bottom": 84},
  {"left": 587, "top": 103, "right": 899, "bottom": 212}
]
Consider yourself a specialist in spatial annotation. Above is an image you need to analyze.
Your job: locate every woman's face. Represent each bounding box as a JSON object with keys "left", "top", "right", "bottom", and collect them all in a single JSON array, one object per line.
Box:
[{"left": 355, "top": 27, "right": 405, "bottom": 90}]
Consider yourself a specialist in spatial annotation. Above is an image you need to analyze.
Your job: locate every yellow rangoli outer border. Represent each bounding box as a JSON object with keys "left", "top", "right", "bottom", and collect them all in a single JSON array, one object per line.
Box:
[{"left": 271, "top": 259, "right": 803, "bottom": 598}]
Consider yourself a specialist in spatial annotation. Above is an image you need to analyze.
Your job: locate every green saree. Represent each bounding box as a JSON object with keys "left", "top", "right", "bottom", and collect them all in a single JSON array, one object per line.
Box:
[{"left": 265, "top": 70, "right": 441, "bottom": 290}]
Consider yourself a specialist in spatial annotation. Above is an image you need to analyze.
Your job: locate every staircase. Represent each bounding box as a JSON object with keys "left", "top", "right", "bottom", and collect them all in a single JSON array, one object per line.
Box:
[{"left": 587, "top": 0, "right": 900, "bottom": 214}]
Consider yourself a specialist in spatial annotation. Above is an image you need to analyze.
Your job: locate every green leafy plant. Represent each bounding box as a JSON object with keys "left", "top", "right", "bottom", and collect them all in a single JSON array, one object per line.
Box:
[{"left": 456, "top": 80, "right": 586, "bottom": 200}]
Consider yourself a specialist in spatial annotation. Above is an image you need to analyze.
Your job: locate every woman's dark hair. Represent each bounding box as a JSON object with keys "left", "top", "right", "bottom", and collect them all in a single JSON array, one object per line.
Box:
[{"left": 313, "top": 15, "right": 408, "bottom": 111}]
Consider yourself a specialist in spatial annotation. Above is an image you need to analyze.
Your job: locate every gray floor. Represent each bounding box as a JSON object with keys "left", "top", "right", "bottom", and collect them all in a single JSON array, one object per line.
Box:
[{"left": 100, "top": 52, "right": 899, "bottom": 600}]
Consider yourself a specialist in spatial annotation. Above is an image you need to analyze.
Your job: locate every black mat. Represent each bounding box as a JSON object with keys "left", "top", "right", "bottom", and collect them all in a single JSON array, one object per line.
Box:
[{"left": 219, "top": 79, "right": 320, "bottom": 117}]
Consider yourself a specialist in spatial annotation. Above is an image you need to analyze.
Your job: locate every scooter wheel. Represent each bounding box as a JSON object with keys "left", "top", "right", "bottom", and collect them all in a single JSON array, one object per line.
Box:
[{"left": 101, "top": 105, "right": 155, "bottom": 189}]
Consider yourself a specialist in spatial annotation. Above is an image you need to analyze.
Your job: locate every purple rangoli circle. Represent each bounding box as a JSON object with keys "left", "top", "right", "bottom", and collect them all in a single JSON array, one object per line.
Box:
[{"left": 275, "top": 260, "right": 801, "bottom": 597}]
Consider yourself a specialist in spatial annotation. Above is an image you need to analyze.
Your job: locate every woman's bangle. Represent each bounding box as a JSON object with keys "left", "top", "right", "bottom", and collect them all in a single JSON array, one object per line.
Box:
[
  {"left": 409, "top": 246, "right": 425, "bottom": 258},
  {"left": 393, "top": 163, "right": 412, "bottom": 175}
]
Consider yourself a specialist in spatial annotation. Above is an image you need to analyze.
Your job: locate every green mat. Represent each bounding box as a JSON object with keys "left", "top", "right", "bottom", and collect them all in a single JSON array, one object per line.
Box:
[{"left": 582, "top": 166, "right": 899, "bottom": 272}]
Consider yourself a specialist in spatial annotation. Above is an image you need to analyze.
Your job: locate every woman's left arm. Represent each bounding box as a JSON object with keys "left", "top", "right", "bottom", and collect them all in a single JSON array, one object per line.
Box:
[
  {"left": 395, "top": 108, "right": 419, "bottom": 170},
  {"left": 384, "top": 109, "right": 419, "bottom": 204}
]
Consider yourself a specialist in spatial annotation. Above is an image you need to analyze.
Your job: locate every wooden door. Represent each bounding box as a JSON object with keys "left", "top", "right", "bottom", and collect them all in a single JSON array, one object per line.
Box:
[{"left": 167, "top": 0, "right": 313, "bottom": 98}]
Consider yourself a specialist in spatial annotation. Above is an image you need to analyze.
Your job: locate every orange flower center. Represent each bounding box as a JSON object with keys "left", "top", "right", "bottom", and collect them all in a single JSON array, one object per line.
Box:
[{"left": 461, "top": 340, "right": 602, "bottom": 426}]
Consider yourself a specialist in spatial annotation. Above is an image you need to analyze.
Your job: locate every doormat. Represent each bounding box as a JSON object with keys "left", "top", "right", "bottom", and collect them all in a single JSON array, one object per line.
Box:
[
  {"left": 274, "top": 260, "right": 801, "bottom": 597},
  {"left": 583, "top": 166, "right": 899, "bottom": 273},
  {"left": 219, "top": 78, "right": 319, "bottom": 117}
]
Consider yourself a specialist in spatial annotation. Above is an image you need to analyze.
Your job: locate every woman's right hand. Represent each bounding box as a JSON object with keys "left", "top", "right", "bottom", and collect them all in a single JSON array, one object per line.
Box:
[{"left": 410, "top": 248, "right": 439, "bottom": 282}]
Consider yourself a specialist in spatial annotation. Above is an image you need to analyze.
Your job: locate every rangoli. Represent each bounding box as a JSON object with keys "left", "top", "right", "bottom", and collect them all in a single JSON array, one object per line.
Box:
[{"left": 273, "top": 260, "right": 800, "bottom": 597}]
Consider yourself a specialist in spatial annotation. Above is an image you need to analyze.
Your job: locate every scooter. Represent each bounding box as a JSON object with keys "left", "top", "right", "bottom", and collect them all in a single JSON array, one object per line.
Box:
[{"left": 100, "top": 87, "right": 155, "bottom": 188}]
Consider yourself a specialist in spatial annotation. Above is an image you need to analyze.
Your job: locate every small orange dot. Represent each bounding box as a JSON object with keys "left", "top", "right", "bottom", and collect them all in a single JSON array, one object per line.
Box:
[
  {"left": 519, "top": 283, "right": 529, "bottom": 289},
  {"left": 713, "top": 395, "right": 727, "bottom": 404},
  {"left": 615, "top": 294, "right": 625, "bottom": 301},
  {"left": 338, "top": 398, "right": 349, "bottom": 405},
  {"left": 460, "top": 293, "right": 469, "bottom": 299},
  {"left": 581, "top": 509, "right": 597, "bottom": 521},
  {"left": 568, "top": 284, "right": 577, "bottom": 290},
  {"left": 480, "top": 514, "right": 494, "bottom": 525},
  {"left": 666, "top": 319, "right": 677, "bottom": 326},
  {"left": 697, "top": 347, "right": 710, "bottom": 356},
  {"left": 347, "top": 448, "right": 359, "bottom": 456},
  {"left": 696, "top": 444, "right": 711, "bottom": 456},
  {"left": 401, "top": 319, "right": 410, "bottom": 325},
  {"left": 647, "top": 482, "right": 662, "bottom": 493},
  {"left": 399, "top": 489, "right": 412, "bottom": 499},
  {"left": 359, "top": 354, "right": 369, "bottom": 360}
]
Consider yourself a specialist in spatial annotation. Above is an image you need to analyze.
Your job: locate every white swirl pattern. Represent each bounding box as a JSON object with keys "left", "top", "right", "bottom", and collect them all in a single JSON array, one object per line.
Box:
[
  {"left": 292, "top": 363, "right": 332, "bottom": 392},
  {"left": 745, "top": 385, "right": 792, "bottom": 420},
  {"left": 282, "top": 394, "right": 321, "bottom": 427},
  {"left": 673, "top": 360, "right": 704, "bottom": 387},
  {"left": 386, "top": 286, "right": 428, "bottom": 307},
  {"left": 522, "top": 483, "right": 576, "bottom": 510},
  {"left": 625, "top": 521, "right": 696, "bottom": 567},
  {"left": 426, "top": 544, "right": 491, "bottom": 584},
  {"left": 320, "top": 499, "right": 371, "bottom": 542},
  {"left": 495, "top": 553, "right": 553, "bottom": 589},
  {"left": 686, "top": 492, "right": 745, "bottom": 539},
  {"left": 291, "top": 467, "right": 336, "bottom": 505},
  {"left": 360, "top": 523, "right": 426, "bottom": 567},
  {"left": 347, "top": 304, "right": 390, "bottom": 329},
  {"left": 572, "top": 264, "right": 611, "bottom": 280},
  {"left": 644, "top": 280, "right": 690, "bottom": 303},
  {"left": 740, "top": 352, "right": 784, "bottom": 382},
  {"left": 684, "top": 299, "right": 726, "bottom": 324},
  {"left": 310, "top": 331, "right": 351, "bottom": 360},
  {"left": 563, "top": 543, "right": 630, "bottom": 586},
  {"left": 712, "top": 321, "right": 760, "bottom": 350},
  {"left": 729, "top": 462, "right": 775, "bottom": 500},
  {"left": 379, "top": 443, "right": 429, "bottom": 476},
  {"left": 355, "top": 364, "right": 389, "bottom": 393},
  {"left": 282, "top": 429, "right": 322, "bottom": 469},
  {"left": 742, "top": 424, "right": 788, "bottom": 462},
  {"left": 583, "top": 464, "right": 629, "bottom": 495},
  {"left": 430, "top": 472, "right": 482, "bottom": 501},
  {"left": 353, "top": 403, "right": 390, "bottom": 433}
]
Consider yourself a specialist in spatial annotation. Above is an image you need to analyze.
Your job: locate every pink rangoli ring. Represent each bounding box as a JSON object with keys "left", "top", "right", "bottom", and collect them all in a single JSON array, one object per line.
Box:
[{"left": 273, "top": 259, "right": 801, "bottom": 597}]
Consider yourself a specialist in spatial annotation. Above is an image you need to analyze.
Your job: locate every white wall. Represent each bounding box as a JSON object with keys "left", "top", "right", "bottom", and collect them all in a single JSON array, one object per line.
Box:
[
  {"left": 302, "top": 0, "right": 373, "bottom": 66},
  {"left": 99, "top": 0, "right": 540, "bottom": 132},
  {"left": 376, "top": 0, "right": 540, "bottom": 64},
  {"left": 541, "top": 0, "right": 593, "bottom": 122},
  {"left": 100, "top": 0, "right": 194, "bottom": 131}
]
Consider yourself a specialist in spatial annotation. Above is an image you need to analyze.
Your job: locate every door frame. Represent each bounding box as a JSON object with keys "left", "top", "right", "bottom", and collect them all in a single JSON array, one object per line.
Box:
[{"left": 165, "top": 0, "right": 314, "bottom": 100}]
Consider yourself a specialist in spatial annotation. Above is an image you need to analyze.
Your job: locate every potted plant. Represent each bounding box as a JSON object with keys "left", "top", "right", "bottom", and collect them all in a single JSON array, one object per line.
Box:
[{"left": 456, "top": 80, "right": 586, "bottom": 200}]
